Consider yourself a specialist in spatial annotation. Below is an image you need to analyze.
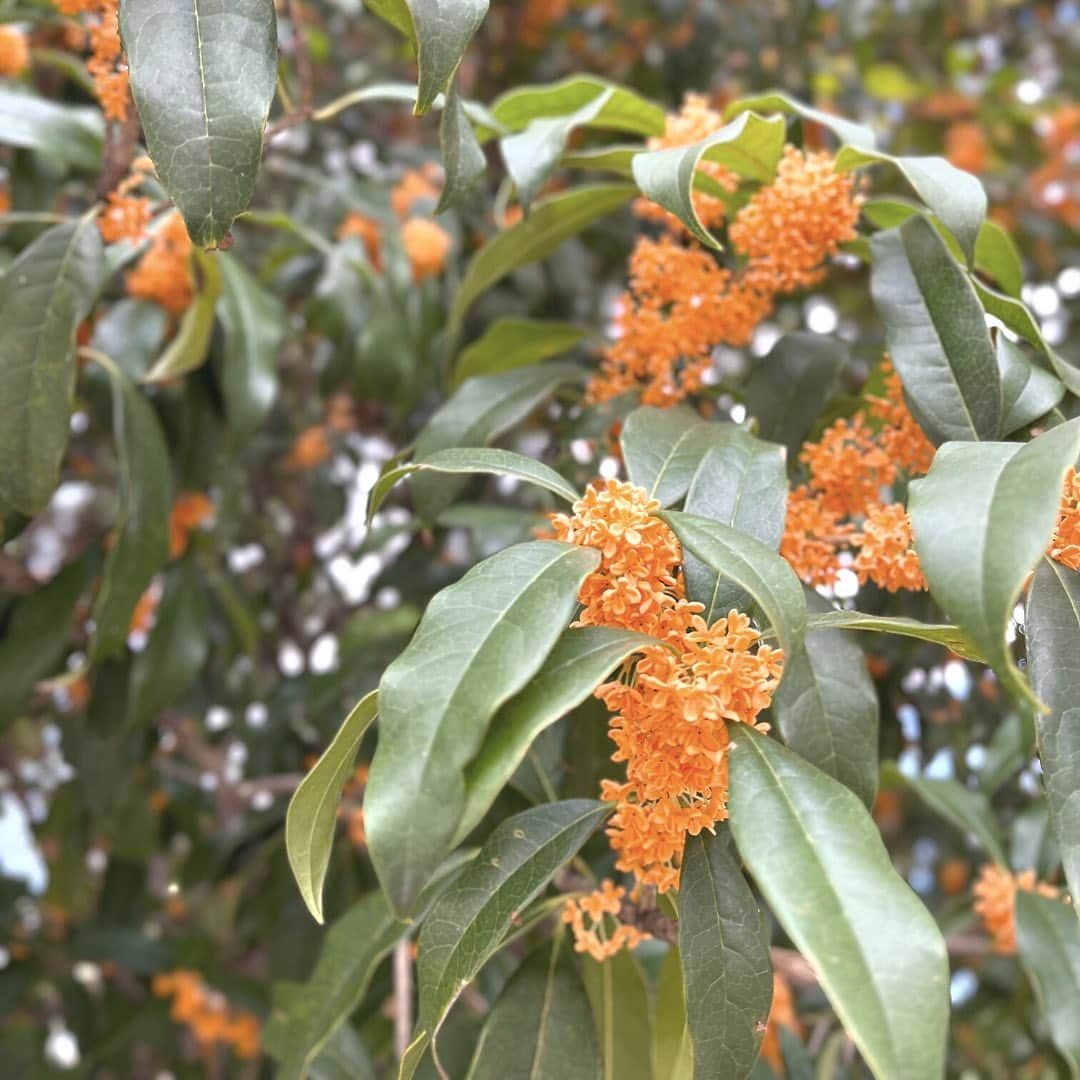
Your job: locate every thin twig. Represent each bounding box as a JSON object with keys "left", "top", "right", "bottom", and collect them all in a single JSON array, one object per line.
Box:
[{"left": 393, "top": 939, "right": 413, "bottom": 1062}]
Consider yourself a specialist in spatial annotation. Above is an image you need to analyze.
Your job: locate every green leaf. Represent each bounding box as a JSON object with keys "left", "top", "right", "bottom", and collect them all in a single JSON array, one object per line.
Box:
[
  {"left": 772, "top": 592, "right": 879, "bottom": 806},
  {"left": 143, "top": 249, "right": 222, "bottom": 382},
  {"left": 455, "top": 626, "right": 650, "bottom": 846},
  {"left": 621, "top": 407, "right": 727, "bottom": 507},
  {"left": 742, "top": 333, "right": 846, "bottom": 456},
  {"left": 997, "top": 336, "right": 1064, "bottom": 437},
  {"left": 0, "top": 90, "right": 103, "bottom": 171},
  {"left": 120, "top": 0, "right": 279, "bottom": 247},
  {"left": 839, "top": 148, "right": 986, "bottom": 263},
  {"left": 88, "top": 357, "right": 172, "bottom": 661},
  {"left": 90, "top": 299, "right": 169, "bottom": 381},
  {"left": 306, "top": 1025, "right": 376, "bottom": 1080},
  {"left": 974, "top": 219, "right": 1024, "bottom": 298},
  {"left": 450, "top": 183, "right": 635, "bottom": 332},
  {"left": 368, "top": 447, "right": 581, "bottom": 522},
  {"left": 127, "top": 559, "right": 209, "bottom": 728},
  {"left": 366, "top": 541, "right": 600, "bottom": 915},
  {"left": 728, "top": 727, "right": 949, "bottom": 1080},
  {"left": 723, "top": 92, "right": 876, "bottom": 151},
  {"left": 466, "top": 937, "right": 601, "bottom": 1080},
  {"left": 908, "top": 420, "right": 1080, "bottom": 708},
  {"left": 789, "top": 609, "right": 985, "bottom": 662},
  {"left": 286, "top": 691, "right": 378, "bottom": 923},
  {"left": 437, "top": 81, "right": 486, "bottom": 212},
  {"left": 408, "top": 363, "right": 585, "bottom": 519},
  {"left": 661, "top": 510, "right": 807, "bottom": 663},
  {"left": 897, "top": 773, "right": 1006, "bottom": 863},
  {"left": 582, "top": 948, "right": 654, "bottom": 1080},
  {"left": 489, "top": 76, "right": 665, "bottom": 137},
  {"left": 679, "top": 828, "right": 773, "bottom": 1080},
  {"left": 1015, "top": 891, "right": 1080, "bottom": 1076},
  {"left": 0, "top": 215, "right": 104, "bottom": 514},
  {"left": 653, "top": 948, "right": 693, "bottom": 1080},
  {"left": 870, "top": 216, "right": 1001, "bottom": 443},
  {"left": 631, "top": 111, "right": 786, "bottom": 247},
  {"left": 215, "top": 250, "right": 285, "bottom": 440},
  {"left": 403, "top": 800, "right": 610, "bottom": 1078},
  {"left": 453, "top": 317, "right": 586, "bottom": 387},
  {"left": 363, "top": 0, "right": 416, "bottom": 43},
  {"left": 562, "top": 143, "right": 639, "bottom": 178},
  {"left": 1026, "top": 559, "right": 1080, "bottom": 905},
  {"left": 406, "top": 0, "right": 489, "bottom": 116}
]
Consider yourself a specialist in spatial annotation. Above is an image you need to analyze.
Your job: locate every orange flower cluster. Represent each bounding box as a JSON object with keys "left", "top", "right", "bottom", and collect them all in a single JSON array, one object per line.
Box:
[
  {"left": 390, "top": 162, "right": 442, "bottom": 219},
  {"left": 402, "top": 217, "right": 451, "bottom": 282},
  {"left": 338, "top": 211, "right": 382, "bottom": 270},
  {"left": 126, "top": 211, "right": 194, "bottom": 315},
  {"left": 169, "top": 492, "right": 214, "bottom": 559},
  {"left": 589, "top": 109, "right": 862, "bottom": 405},
  {"left": 944, "top": 121, "right": 989, "bottom": 175},
  {"left": 98, "top": 158, "right": 155, "bottom": 244},
  {"left": 152, "top": 971, "right": 260, "bottom": 1060},
  {"left": 285, "top": 424, "right": 331, "bottom": 471},
  {"left": 761, "top": 972, "right": 803, "bottom": 1073},
  {"left": 549, "top": 479, "right": 783, "bottom": 892},
  {"left": 972, "top": 864, "right": 1060, "bottom": 956},
  {"left": 0, "top": 25, "right": 30, "bottom": 77},
  {"left": 562, "top": 880, "right": 651, "bottom": 961},
  {"left": 780, "top": 361, "right": 934, "bottom": 591},
  {"left": 1050, "top": 467, "right": 1080, "bottom": 572}
]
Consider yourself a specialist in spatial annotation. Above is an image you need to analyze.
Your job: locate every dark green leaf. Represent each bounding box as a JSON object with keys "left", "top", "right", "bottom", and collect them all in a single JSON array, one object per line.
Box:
[
  {"left": 582, "top": 948, "right": 654, "bottom": 1080},
  {"left": 121, "top": 0, "right": 279, "bottom": 247},
  {"left": 870, "top": 216, "right": 1000, "bottom": 443},
  {"left": 489, "top": 76, "right": 664, "bottom": 137},
  {"left": 728, "top": 727, "right": 949, "bottom": 1080},
  {"left": 679, "top": 829, "right": 773, "bottom": 1080},
  {"left": 785, "top": 609, "right": 984, "bottom": 662},
  {"left": 0, "top": 215, "right": 104, "bottom": 514},
  {"left": 307, "top": 1024, "right": 376, "bottom": 1080},
  {"left": 723, "top": 92, "right": 876, "bottom": 150},
  {"left": 997, "top": 336, "right": 1064, "bottom": 437},
  {"left": 621, "top": 407, "right": 727, "bottom": 507},
  {"left": 453, "top": 317, "right": 586, "bottom": 387},
  {"left": 366, "top": 541, "right": 600, "bottom": 915},
  {"left": 437, "top": 81, "right": 486, "bottom": 212},
  {"left": 286, "top": 691, "right": 378, "bottom": 923},
  {"left": 908, "top": 420, "right": 1080, "bottom": 708},
  {"left": 144, "top": 249, "right": 222, "bottom": 382},
  {"left": 898, "top": 774, "right": 1006, "bottom": 863},
  {"left": 406, "top": 0, "right": 489, "bottom": 116}
]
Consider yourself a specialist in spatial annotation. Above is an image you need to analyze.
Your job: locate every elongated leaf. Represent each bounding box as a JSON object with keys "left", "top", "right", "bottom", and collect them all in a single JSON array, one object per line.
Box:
[
  {"left": 621, "top": 407, "right": 727, "bottom": 507},
  {"left": 870, "top": 216, "right": 1000, "bottom": 443},
  {"left": 467, "top": 937, "right": 600, "bottom": 1080},
  {"left": 997, "top": 336, "right": 1064, "bottom": 437},
  {"left": 366, "top": 541, "right": 599, "bottom": 915},
  {"left": 679, "top": 829, "right": 772, "bottom": 1080},
  {"left": 121, "top": 0, "right": 278, "bottom": 247},
  {"left": 364, "top": 0, "right": 415, "bottom": 41},
  {"left": 653, "top": 948, "right": 693, "bottom": 1080},
  {"left": 789, "top": 609, "right": 984, "bottom": 662},
  {"left": 307, "top": 1025, "right": 376, "bottom": 1080},
  {"left": 632, "top": 111, "right": 786, "bottom": 247},
  {"left": 455, "top": 626, "right": 650, "bottom": 845},
  {"left": 975, "top": 219, "right": 1023, "bottom": 297},
  {"left": 728, "top": 727, "right": 949, "bottom": 1080},
  {"left": 88, "top": 359, "right": 172, "bottom": 661},
  {"left": 409, "top": 363, "right": 584, "bottom": 518},
  {"left": 908, "top": 420, "right": 1080, "bottom": 708},
  {"left": 403, "top": 800, "right": 610, "bottom": 1078},
  {"left": 454, "top": 318, "right": 586, "bottom": 387},
  {"left": 215, "top": 250, "right": 284, "bottom": 439},
  {"left": 772, "top": 592, "right": 878, "bottom": 806},
  {"left": 899, "top": 774, "right": 1006, "bottom": 863},
  {"left": 437, "top": 81, "right": 486, "bottom": 212},
  {"left": 405, "top": 0, "right": 488, "bottom": 116},
  {"left": 489, "top": 76, "right": 664, "bottom": 137},
  {"left": 661, "top": 511, "right": 807, "bottom": 663},
  {"left": 582, "top": 948, "right": 654, "bottom": 1080},
  {"left": 0, "top": 215, "right": 104, "bottom": 514},
  {"left": 1015, "top": 891, "right": 1080, "bottom": 1075},
  {"left": 286, "top": 691, "right": 378, "bottom": 923},
  {"left": 450, "top": 183, "right": 635, "bottom": 331},
  {"left": 144, "top": 249, "right": 222, "bottom": 382},
  {"left": 562, "top": 143, "right": 639, "bottom": 178},
  {"left": 723, "top": 92, "right": 876, "bottom": 150},
  {"left": 1026, "top": 559, "right": 1080, "bottom": 904}
]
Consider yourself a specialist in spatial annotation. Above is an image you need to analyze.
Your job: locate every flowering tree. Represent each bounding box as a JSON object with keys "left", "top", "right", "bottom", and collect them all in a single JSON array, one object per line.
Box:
[{"left": 0, "top": 1, "right": 1079, "bottom": 1076}]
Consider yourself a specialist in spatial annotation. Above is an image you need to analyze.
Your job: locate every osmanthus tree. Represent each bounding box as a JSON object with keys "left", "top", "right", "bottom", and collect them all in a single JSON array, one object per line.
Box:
[{"left": 1, "top": 0, "right": 1079, "bottom": 1077}]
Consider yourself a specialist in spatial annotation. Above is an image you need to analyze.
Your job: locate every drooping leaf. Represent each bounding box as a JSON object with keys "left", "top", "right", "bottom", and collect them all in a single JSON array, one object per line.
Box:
[
  {"left": 466, "top": 937, "right": 601, "bottom": 1080},
  {"left": 405, "top": 0, "right": 489, "bottom": 116},
  {"left": 144, "top": 249, "right": 222, "bottom": 382},
  {"left": 88, "top": 357, "right": 172, "bottom": 661},
  {"left": 403, "top": 800, "right": 610, "bottom": 1078},
  {"left": 1026, "top": 559, "right": 1080, "bottom": 905},
  {"left": 897, "top": 774, "right": 1007, "bottom": 863},
  {"left": 582, "top": 947, "right": 654, "bottom": 1080},
  {"left": 455, "top": 626, "right": 650, "bottom": 845},
  {"left": 121, "top": 0, "right": 279, "bottom": 247},
  {"left": 0, "top": 215, "right": 104, "bottom": 514},
  {"left": 723, "top": 92, "right": 877, "bottom": 150},
  {"left": 1015, "top": 891, "right": 1080, "bottom": 1075},
  {"left": 679, "top": 829, "right": 773, "bottom": 1080},
  {"left": 621, "top": 407, "right": 728, "bottom": 507},
  {"left": 728, "top": 727, "right": 949, "bottom": 1080},
  {"left": 436, "top": 81, "right": 486, "bottom": 212},
  {"left": 788, "top": 609, "right": 984, "bottom": 662},
  {"left": 215, "top": 249, "right": 285, "bottom": 440},
  {"left": 870, "top": 216, "right": 1001, "bottom": 443},
  {"left": 908, "top": 420, "right": 1080, "bottom": 708},
  {"left": 653, "top": 948, "right": 693, "bottom": 1080},
  {"left": 631, "top": 111, "right": 786, "bottom": 247},
  {"left": 286, "top": 691, "right": 378, "bottom": 923},
  {"left": 366, "top": 541, "right": 600, "bottom": 915},
  {"left": 996, "top": 336, "right": 1064, "bottom": 437},
  {"left": 453, "top": 317, "right": 586, "bottom": 387}
]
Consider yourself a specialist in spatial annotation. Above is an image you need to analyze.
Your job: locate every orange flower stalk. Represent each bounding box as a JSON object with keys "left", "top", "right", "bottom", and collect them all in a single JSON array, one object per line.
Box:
[
  {"left": 1050, "top": 467, "right": 1080, "bottom": 571},
  {"left": 169, "top": 492, "right": 214, "bottom": 559},
  {"left": 286, "top": 425, "right": 332, "bottom": 470},
  {"left": 852, "top": 503, "right": 927, "bottom": 593},
  {"left": 86, "top": 0, "right": 128, "bottom": 122},
  {"left": 0, "top": 26, "right": 30, "bottom": 77},
  {"left": 401, "top": 217, "right": 451, "bottom": 282},
  {"left": 562, "top": 880, "right": 651, "bottom": 961},
  {"left": 126, "top": 212, "right": 194, "bottom": 315},
  {"left": 761, "top": 971, "right": 803, "bottom": 1073},
  {"left": 152, "top": 970, "right": 261, "bottom": 1059},
  {"left": 972, "top": 864, "right": 1059, "bottom": 956}
]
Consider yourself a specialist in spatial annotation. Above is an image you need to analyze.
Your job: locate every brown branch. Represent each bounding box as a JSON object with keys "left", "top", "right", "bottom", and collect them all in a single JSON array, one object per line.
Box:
[{"left": 95, "top": 107, "right": 142, "bottom": 199}]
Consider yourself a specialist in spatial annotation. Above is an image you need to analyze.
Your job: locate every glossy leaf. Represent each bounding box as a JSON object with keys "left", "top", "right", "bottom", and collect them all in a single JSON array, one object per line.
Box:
[
  {"left": 286, "top": 691, "right": 378, "bottom": 923},
  {"left": 621, "top": 407, "right": 728, "bottom": 507},
  {"left": 366, "top": 541, "right": 599, "bottom": 915},
  {"left": 870, "top": 216, "right": 1000, "bottom": 443},
  {"left": 582, "top": 948, "right": 654, "bottom": 1080},
  {"left": 144, "top": 249, "right": 222, "bottom": 382},
  {"left": 899, "top": 774, "right": 1006, "bottom": 863},
  {"left": 406, "top": 0, "right": 489, "bottom": 116},
  {"left": 997, "top": 336, "right": 1064, "bottom": 437},
  {"left": 724, "top": 92, "right": 877, "bottom": 150},
  {"left": 908, "top": 420, "right": 1080, "bottom": 708},
  {"left": 1026, "top": 559, "right": 1080, "bottom": 904},
  {"left": 453, "top": 317, "right": 586, "bottom": 387},
  {"left": 121, "top": 0, "right": 278, "bottom": 247},
  {"left": 728, "top": 727, "right": 949, "bottom": 1080},
  {"left": 793, "top": 609, "right": 985, "bottom": 662},
  {"left": 679, "top": 829, "right": 772, "bottom": 1080},
  {"left": 403, "top": 800, "right": 610, "bottom": 1078},
  {"left": 437, "top": 82, "right": 486, "bottom": 212},
  {"left": 467, "top": 937, "right": 600, "bottom": 1080},
  {"left": 0, "top": 215, "right": 104, "bottom": 514}
]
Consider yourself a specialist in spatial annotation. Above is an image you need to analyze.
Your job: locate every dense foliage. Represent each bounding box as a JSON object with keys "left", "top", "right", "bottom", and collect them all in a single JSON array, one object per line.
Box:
[{"left": 0, "top": 1, "right": 1079, "bottom": 1077}]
